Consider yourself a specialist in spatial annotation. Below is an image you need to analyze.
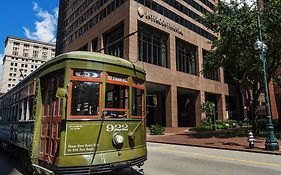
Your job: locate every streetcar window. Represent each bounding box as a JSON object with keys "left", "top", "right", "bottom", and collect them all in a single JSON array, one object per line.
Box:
[
  {"left": 71, "top": 82, "right": 100, "bottom": 116},
  {"left": 105, "top": 84, "right": 128, "bottom": 109},
  {"left": 29, "top": 98, "right": 34, "bottom": 120},
  {"left": 132, "top": 88, "right": 143, "bottom": 116}
]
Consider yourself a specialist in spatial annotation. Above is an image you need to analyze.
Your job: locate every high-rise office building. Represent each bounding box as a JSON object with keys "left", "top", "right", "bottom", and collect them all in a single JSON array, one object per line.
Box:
[
  {"left": 0, "top": 36, "right": 55, "bottom": 93},
  {"left": 56, "top": 0, "right": 242, "bottom": 127}
]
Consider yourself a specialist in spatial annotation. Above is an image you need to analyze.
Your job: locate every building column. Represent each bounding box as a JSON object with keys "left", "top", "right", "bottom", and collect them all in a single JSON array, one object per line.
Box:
[
  {"left": 166, "top": 85, "right": 178, "bottom": 127},
  {"left": 169, "top": 36, "right": 176, "bottom": 71},
  {"left": 219, "top": 68, "right": 224, "bottom": 83},
  {"left": 198, "top": 47, "right": 204, "bottom": 78},
  {"left": 123, "top": 14, "right": 130, "bottom": 60},
  {"left": 128, "top": 0, "right": 138, "bottom": 62},
  {"left": 99, "top": 35, "right": 104, "bottom": 54},
  {"left": 195, "top": 91, "right": 205, "bottom": 126}
]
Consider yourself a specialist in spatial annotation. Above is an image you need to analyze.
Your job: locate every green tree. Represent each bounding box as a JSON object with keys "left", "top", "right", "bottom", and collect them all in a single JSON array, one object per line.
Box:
[{"left": 203, "top": 0, "right": 281, "bottom": 121}]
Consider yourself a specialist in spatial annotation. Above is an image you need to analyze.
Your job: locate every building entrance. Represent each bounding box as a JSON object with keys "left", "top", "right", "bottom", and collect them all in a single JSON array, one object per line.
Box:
[
  {"left": 146, "top": 82, "right": 168, "bottom": 127},
  {"left": 177, "top": 88, "right": 197, "bottom": 127}
]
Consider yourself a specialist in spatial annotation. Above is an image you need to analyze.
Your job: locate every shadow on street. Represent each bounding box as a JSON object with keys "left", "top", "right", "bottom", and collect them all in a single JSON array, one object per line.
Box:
[
  {"left": 99, "top": 167, "right": 144, "bottom": 175},
  {"left": 0, "top": 148, "right": 29, "bottom": 175}
]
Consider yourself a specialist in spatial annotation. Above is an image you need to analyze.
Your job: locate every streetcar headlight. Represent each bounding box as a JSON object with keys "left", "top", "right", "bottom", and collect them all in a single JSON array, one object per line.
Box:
[{"left": 113, "top": 133, "right": 124, "bottom": 145}]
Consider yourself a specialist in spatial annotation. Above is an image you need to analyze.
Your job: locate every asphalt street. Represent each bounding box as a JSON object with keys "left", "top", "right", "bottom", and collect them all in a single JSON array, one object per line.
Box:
[
  {"left": 0, "top": 149, "right": 29, "bottom": 175},
  {"left": 142, "top": 142, "right": 281, "bottom": 175},
  {"left": 1, "top": 143, "right": 281, "bottom": 175}
]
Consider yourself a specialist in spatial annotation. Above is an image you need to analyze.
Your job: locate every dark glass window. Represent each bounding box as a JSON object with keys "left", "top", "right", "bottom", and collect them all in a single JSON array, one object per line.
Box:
[
  {"left": 91, "top": 38, "right": 98, "bottom": 52},
  {"left": 203, "top": 49, "right": 219, "bottom": 81},
  {"left": 138, "top": 23, "right": 168, "bottom": 68},
  {"left": 176, "top": 39, "right": 198, "bottom": 75},
  {"left": 71, "top": 82, "right": 100, "bottom": 116},
  {"left": 103, "top": 24, "right": 124, "bottom": 58},
  {"left": 78, "top": 44, "right": 88, "bottom": 51}
]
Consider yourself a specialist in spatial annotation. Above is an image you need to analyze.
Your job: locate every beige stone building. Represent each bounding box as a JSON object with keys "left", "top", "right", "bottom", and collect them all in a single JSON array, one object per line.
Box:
[
  {"left": 56, "top": 0, "right": 241, "bottom": 127},
  {"left": 0, "top": 36, "right": 55, "bottom": 93}
]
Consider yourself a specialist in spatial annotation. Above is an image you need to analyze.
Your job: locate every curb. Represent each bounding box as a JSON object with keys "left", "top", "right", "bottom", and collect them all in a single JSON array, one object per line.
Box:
[{"left": 147, "top": 140, "right": 281, "bottom": 156}]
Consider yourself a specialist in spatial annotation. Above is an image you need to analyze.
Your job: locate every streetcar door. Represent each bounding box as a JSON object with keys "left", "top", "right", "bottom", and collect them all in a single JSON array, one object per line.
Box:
[{"left": 39, "top": 72, "right": 64, "bottom": 164}]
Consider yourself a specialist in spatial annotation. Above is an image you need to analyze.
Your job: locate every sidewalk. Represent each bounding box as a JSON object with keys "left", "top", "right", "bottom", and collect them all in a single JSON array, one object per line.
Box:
[{"left": 146, "top": 127, "right": 281, "bottom": 155}]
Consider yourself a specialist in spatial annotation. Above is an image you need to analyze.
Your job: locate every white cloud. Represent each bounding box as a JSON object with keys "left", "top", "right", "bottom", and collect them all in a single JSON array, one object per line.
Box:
[
  {"left": 33, "top": 2, "right": 39, "bottom": 11},
  {"left": 223, "top": 0, "right": 256, "bottom": 6},
  {"left": 0, "top": 54, "right": 3, "bottom": 65},
  {"left": 23, "top": 2, "right": 57, "bottom": 43}
]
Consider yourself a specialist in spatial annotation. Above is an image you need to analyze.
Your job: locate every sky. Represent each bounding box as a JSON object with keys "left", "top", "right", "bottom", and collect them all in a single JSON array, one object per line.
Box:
[{"left": 0, "top": 0, "right": 59, "bottom": 63}]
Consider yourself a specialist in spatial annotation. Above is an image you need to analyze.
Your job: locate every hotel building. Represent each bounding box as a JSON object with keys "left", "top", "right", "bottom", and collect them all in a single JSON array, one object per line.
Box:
[
  {"left": 0, "top": 36, "right": 55, "bottom": 93},
  {"left": 56, "top": 0, "right": 242, "bottom": 127}
]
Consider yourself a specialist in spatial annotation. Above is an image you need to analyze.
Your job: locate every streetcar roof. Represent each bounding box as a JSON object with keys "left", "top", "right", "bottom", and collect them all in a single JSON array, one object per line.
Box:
[
  {"left": 0, "top": 51, "right": 145, "bottom": 98},
  {"left": 56, "top": 51, "right": 145, "bottom": 73}
]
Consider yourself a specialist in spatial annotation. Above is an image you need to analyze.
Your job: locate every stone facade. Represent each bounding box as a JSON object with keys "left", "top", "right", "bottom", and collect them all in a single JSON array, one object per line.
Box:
[{"left": 56, "top": 0, "right": 241, "bottom": 127}]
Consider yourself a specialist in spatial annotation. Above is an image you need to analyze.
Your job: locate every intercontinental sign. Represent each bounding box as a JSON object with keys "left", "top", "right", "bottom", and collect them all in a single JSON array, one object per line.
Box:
[{"left": 138, "top": 7, "right": 183, "bottom": 36}]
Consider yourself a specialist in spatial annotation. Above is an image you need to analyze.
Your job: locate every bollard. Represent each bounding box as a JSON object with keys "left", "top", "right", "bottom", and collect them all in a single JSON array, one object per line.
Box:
[{"left": 248, "top": 131, "right": 255, "bottom": 149}]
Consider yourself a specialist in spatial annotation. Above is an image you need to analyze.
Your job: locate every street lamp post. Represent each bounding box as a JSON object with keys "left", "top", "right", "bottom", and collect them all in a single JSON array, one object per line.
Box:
[{"left": 254, "top": 14, "right": 279, "bottom": 151}]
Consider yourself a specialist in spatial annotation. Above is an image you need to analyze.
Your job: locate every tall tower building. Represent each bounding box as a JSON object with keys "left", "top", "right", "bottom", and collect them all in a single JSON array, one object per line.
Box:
[
  {"left": 0, "top": 36, "right": 55, "bottom": 93},
  {"left": 56, "top": 0, "right": 241, "bottom": 127}
]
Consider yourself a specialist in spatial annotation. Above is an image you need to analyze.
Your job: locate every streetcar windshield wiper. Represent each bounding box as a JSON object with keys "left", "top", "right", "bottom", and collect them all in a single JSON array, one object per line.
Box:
[{"left": 129, "top": 111, "right": 148, "bottom": 138}]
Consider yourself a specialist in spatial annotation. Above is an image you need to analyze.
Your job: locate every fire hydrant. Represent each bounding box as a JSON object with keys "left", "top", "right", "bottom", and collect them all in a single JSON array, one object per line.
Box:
[{"left": 248, "top": 131, "right": 255, "bottom": 149}]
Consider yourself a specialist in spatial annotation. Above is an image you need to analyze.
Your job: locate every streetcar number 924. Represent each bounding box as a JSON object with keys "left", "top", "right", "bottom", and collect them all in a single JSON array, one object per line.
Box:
[{"left": 106, "top": 124, "right": 128, "bottom": 132}]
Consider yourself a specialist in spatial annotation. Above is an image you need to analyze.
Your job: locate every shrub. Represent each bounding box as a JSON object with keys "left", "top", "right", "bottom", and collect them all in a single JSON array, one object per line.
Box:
[
  {"left": 149, "top": 124, "right": 165, "bottom": 135},
  {"left": 202, "top": 115, "right": 213, "bottom": 126},
  {"left": 201, "top": 101, "right": 216, "bottom": 130},
  {"left": 215, "top": 120, "right": 226, "bottom": 129},
  {"left": 255, "top": 118, "right": 281, "bottom": 133},
  {"left": 255, "top": 117, "right": 267, "bottom": 132},
  {"left": 189, "top": 125, "right": 213, "bottom": 131},
  {"left": 190, "top": 119, "right": 238, "bottom": 131},
  {"left": 225, "top": 119, "right": 238, "bottom": 128}
]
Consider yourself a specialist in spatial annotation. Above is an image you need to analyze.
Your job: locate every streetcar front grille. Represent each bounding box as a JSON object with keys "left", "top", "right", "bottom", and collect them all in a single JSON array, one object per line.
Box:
[{"left": 55, "top": 155, "right": 147, "bottom": 174}]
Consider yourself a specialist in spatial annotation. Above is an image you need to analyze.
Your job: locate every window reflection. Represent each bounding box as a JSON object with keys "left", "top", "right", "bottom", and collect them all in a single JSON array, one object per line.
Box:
[
  {"left": 132, "top": 88, "right": 143, "bottom": 116},
  {"left": 138, "top": 23, "right": 168, "bottom": 68},
  {"left": 71, "top": 82, "right": 100, "bottom": 116},
  {"left": 176, "top": 38, "right": 198, "bottom": 75},
  {"left": 105, "top": 84, "right": 128, "bottom": 109}
]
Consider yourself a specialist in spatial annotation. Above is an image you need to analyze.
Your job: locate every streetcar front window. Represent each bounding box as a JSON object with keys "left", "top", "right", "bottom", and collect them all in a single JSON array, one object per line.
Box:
[
  {"left": 105, "top": 84, "right": 128, "bottom": 117},
  {"left": 132, "top": 88, "right": 144, "bottom": 116},
  {"left": 71, "top": 82, "right": 100, "bottom": 116}
]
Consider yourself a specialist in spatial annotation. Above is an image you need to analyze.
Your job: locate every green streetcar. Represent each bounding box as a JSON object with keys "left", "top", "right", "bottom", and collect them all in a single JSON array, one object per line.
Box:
[{"left": 0, "top": 51, "right": 147, "bottom": 174}]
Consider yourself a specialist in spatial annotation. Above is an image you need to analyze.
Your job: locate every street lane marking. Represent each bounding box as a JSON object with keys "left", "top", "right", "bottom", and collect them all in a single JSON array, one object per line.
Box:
[{"left": 149, "top": 147, "right": 281, "bottom": 168}]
